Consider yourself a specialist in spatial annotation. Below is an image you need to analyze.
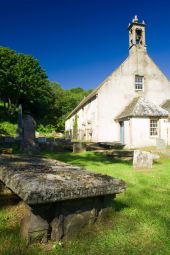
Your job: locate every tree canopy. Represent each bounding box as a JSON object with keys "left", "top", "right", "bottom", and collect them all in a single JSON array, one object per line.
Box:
[
  {"left": 45, "top": 82, "right": 92, "bottom": 131},
  {"left": 0, "top": 47, "right": 53, "bottom": 117},
  {"left": 0, "top": 46, "right": 92, "bottom": 132}
]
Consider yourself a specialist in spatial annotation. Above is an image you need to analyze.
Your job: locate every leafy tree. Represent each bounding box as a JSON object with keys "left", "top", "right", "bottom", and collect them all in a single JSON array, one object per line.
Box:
[
  {"left": 47, "top": 82, "right": 92, "bottom": 131},
  {"left": 0, "top": 47, "right": 17, "bottom": 113},
  {"left": 0, "top": 46, "right": 54, "bottom": 120}
]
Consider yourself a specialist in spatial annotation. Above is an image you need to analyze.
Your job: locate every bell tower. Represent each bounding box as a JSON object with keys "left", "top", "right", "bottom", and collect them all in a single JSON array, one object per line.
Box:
[{"left": 128, "top": 15, "right": 146, "bottom": 54}]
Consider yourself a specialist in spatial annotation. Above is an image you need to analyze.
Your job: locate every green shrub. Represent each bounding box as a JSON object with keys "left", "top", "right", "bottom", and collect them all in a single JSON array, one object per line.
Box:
[
  {"left": 37, "top": 124, "right": 55, "bottom": 137},
  {"left": 0, "top": 122, "right": 17, "bottom": 136}
]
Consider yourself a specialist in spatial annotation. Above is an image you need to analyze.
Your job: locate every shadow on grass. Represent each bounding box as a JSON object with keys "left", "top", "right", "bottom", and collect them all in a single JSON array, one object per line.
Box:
[
  {"left": 111, "top": 199, "right": 129, "bottom": 212},
  {"left": 41, "top": 150, "right": 133, "bottom": 168}
]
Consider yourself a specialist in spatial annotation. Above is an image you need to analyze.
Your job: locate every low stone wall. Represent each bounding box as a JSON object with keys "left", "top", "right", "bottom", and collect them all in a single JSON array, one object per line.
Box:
[
  {"left": 0, "top": 136, "right": 16, "bottom": 143},
  {"left": 0, "top": 137, "right": 73, "bottom": 152}
]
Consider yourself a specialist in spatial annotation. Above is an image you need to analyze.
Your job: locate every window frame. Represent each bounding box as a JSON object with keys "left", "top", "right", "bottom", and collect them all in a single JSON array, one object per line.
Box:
[
  {"left": 150, "top": 118, "right": 159, "bottom": 137},
  {"left": 135, "top": 75, "right": 144, "bottom": 91}
]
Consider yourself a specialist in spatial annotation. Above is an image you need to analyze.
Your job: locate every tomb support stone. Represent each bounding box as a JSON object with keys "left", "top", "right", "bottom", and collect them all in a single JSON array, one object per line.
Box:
[{"left": 20, "top": 204, "right": 49, "bottom": 243}]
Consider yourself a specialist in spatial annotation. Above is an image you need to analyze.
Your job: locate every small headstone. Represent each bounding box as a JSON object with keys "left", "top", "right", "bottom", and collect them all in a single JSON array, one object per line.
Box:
[
  {"left": 21, "top": 115, "right": 39, "bottom": 153},
  {"left": 156, "top": 138, "right": 166, "bottom": 150},
  {"left": 133, "top": 150, "right": 153, "bottom": 169},
  {"left": 73, "top": 142, "right": 86, "bottom": 153}
]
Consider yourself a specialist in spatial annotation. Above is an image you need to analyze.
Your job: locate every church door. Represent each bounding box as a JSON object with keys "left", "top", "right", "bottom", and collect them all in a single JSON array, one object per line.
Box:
[{"left": 119, "top": 121, "right": 124, "bottom": 144}]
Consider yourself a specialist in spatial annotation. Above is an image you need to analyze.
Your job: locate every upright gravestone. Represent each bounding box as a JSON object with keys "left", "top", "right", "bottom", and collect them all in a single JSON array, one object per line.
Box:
[
  {"left": 156, "top": 138, "right": 166, "bottom": 150},
  {"left": 133, "top": 150, "right": 153, "bottom": 169},
  {"left": 21, "top": 115, "right": 39, "bottom": 153},
  {"left": 73, "top": 142, "right": 86, "bottom": 153},
  {"left": 16, "top": 104, "right": 23, "bottom": 141}
]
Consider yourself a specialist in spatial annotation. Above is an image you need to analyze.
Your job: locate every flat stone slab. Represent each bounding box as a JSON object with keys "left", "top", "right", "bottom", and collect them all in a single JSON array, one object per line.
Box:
[
  {"left": 0, "top": 155, "right": 126, "bottom": 205},
  {"left": 0, "top": 155, "right": 126, "bottom": 243}
]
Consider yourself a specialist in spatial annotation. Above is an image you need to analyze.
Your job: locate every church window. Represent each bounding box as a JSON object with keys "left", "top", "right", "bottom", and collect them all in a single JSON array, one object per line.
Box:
[
  {"left": 150, "top": 119, "right": 158, "bottom": 136},
  {"left": 135, "top": 75, "right": 144, "bottom": 91}
]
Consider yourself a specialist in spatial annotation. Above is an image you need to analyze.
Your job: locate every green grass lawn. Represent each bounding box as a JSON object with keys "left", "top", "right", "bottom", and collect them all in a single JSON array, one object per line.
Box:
[{"left": 0, "top": 151, "right": 170, "bottom": 255}]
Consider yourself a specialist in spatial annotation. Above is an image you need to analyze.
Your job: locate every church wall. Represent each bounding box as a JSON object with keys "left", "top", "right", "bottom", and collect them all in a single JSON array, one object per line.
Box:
[
  {"left": 65, "top": 97, "right": 98, "bottom": 141},
  {"left": 167, "top": 121, "right": 170, "bottom": 145},
  {"left": 96, "top": 56, "right": 136, "bottom": 142},
  {"left": 130, "top": 118, "right": 167, "bottom": 148}
]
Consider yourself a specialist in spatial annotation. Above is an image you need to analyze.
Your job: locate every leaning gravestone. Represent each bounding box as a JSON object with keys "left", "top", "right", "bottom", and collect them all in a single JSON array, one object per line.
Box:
[
  {"left": 21, "top": 115, "right": 39, "bottom": 153},
  {"left": 133, "top": 150, "right": 153, "bottom": 169}
]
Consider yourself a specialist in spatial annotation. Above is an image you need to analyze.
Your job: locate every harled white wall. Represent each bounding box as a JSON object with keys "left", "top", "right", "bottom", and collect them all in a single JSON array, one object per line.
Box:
[
  {"left": 129, "top": 118, "right": 168, "bottom": 148},
  {"left": 65, "top": 97, "right": 98, "bottom": 141}
]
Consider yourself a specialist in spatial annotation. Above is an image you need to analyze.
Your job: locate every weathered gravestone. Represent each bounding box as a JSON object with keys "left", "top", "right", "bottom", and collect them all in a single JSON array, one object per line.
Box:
[
  {"left": 156, "top": 138, "right": 167, "bottom": 150},
  {"left": 133, "top": 150, "right": 153, "bottom": 169},
  {"left": 16, "top": 104, "right": 23, "bottom": 141},
  {"left": 0, "top": 155, "right": 126, "bottom": 243},
  {"left": 21, "top": 115, "right": 39, "bottom": 153},
  {"left": 73, "top": 142, "right": 86, "bottom": 153}
]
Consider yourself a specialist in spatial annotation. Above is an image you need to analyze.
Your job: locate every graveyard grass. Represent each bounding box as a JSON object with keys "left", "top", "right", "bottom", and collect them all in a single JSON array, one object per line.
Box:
[{"left": 0, "top": 151, "right": 170, "bottom": 255}]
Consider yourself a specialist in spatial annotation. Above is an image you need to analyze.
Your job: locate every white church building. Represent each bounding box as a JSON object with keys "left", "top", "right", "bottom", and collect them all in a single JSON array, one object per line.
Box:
[{"left": 65, "top": 16, "right": 170, "bottom": 148}]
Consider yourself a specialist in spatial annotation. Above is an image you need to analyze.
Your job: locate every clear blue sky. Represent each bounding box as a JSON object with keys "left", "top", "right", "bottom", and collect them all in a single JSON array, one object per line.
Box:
[{"left": 1, "top": 0, "right": 170, "bottom": 89}]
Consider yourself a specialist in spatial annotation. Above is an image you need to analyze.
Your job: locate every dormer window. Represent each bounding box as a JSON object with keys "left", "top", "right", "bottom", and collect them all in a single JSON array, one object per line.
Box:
[{"left": 135, "top": 75, "right": 144, "bottom": 91}]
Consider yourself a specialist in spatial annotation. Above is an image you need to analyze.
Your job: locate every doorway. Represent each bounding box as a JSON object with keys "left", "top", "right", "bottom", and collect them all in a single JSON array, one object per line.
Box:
[{"left": 119, "top": 121, "right": 124, "bottom": 144}]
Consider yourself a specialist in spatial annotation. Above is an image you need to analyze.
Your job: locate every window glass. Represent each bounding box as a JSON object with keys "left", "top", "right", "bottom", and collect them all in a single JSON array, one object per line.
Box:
[
  {"left": 150, "top": 119, "right": 158, "bottom": 136},
  {"left": 135, "top": 75, "right": 144, "bottom": 91}
]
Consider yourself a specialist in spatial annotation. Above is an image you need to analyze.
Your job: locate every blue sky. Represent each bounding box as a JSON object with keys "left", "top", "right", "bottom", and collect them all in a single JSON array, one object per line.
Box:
[{"left": 1, "top": 0, "right": 170, "bottom": 89}]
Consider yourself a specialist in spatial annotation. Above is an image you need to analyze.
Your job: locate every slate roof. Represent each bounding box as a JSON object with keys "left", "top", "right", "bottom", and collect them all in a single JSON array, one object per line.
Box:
[
  {"left": 161, "top": 99, "right": 170, "bottom": 109},
  {"left": 116, "top": 97, "right": 169, "bottom": 120}
]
